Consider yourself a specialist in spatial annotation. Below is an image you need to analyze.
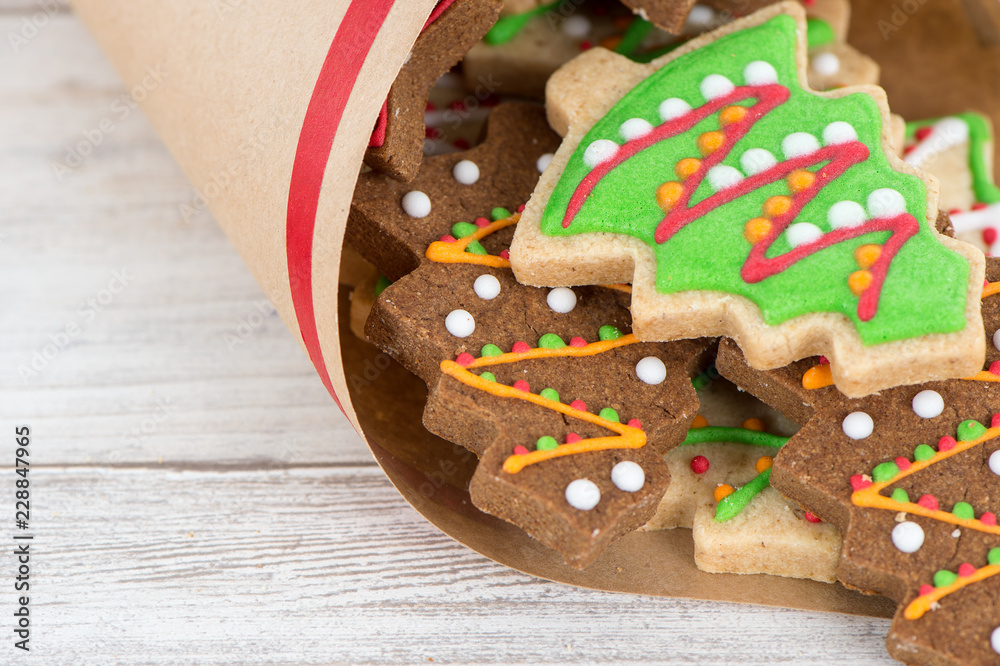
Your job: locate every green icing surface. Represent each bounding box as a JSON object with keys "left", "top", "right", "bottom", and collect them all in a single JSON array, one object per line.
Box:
[
  {"left": 905, "top": 112, "right": 1000, "bottom": 205},
  {"left": 805, "top": 18, "right": 835, "bottom": 49},
  {"left": 540, "top": 15, "right": 970, "bottom": 346}
]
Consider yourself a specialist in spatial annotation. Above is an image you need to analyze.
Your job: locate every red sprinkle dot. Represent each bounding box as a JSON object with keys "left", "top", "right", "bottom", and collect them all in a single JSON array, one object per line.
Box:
[
  {"left": 991, "top": 413, "right": 1000, "bottom": 428},
  {"left": 949, "top": 208, "right": 963, "bottom": 216},
  {"left": 565, "top": 433, "right": 582, "bottom": 444},
  {"left": 516, "top": 204, "right": 526, "bottom": 213},
  {"left": 513, "top": 445, "right": 529, "bottom": 456},
  {"left": 626, "top": 418, "right": 642, "bottom": 429},
  {"left": 449, "top": 100, "right": 466, "bottom": 112},
  {"left": 850, "top": 474, "right": 872, "bottom": 491},
  {"left": 569, "top": 337, "right": 587, "bottom": 347},
  {"left": 474, "top": 216, "right": 490, "bottom": 227},
  {"left": 981, "top": 512, "right": 997, "bottom": 526},
  {"left": 938, "top": 436, "right": 957, "bottom": 452},
  {"left": 425, "top": 126, "right": 441, "bottom": 139},
  {"left": 690, "top": 455, "right": 710, "bottom": 475},
  {"left": 512, "top": 380, "right": 530, "bottom": 392},
  {"left": 918, "top": 494, "right": 939, "bottom": 511},
  {"left": 453, "top": 138, "right": 470, "bottom": 151},
  {"left": 919, "top": 584, "right": 935, "bottom": 597},
  {"left": 903, "top": 145, "right": 916, "bottom": 155},
  {"left": 425, "top": 101, "right": 436, "bottom": 112},
  {"left": 579, "top": 40, "right": 593, "bottom": 50},
  {"left": 455, "top": 353, "right": 475, "bottom": 367},
  {"left": 511, "top": 341, "right": 531, "bottom": 353},
  {"left": 974, "top": 202, "right": 990, "bottom": 211},
  {"left": 894, "top": 457, "right": 912, "bottom": 471},
  {"left": 915, "top": 126, "right": 933, "bottom": 141},
  {"left": 570, "top": 400, "right": 587, "bottom": 412},
  {"left": 959, "top": 563, "right": 976, "bottom": 577},
  {"left": 499, "top": 249, "right": 510, "bottom": 260},
  {"left": 990, "top": 361, "right": 1000, "bottom": 376},
  {"left": 439, "top": 235, "right": 457, "bottom": 243},
  {"left": 985, "top": 228, "right": 998, "bottom": 245},
  {"left": 818, "top": 356, "right": 830, "bottom": 365},
  {"left": 804, "top": 512, "right": 821, "bottom": 524}
]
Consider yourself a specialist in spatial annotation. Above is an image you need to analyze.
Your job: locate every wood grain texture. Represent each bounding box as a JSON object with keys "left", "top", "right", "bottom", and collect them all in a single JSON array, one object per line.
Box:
[{"left": 1, "top": 9, "right": 895, "bottom": 664}]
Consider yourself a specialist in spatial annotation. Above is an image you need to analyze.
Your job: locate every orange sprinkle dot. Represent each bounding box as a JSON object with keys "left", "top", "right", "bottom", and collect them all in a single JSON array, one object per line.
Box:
[
  {"left": 854, "top": 244, "right": 882, "bottom": 269},
  {"left": 714, "top": 484, "right": 735, "bottom": 502},
  {"left": 741, "top": 418, "right": 766, "bottom": 432},
  {"left": 692, "top": 415, "right": 709, "bottom": 429},
  {"left": 599, "top": 35, "right": 623, "bottom": 51},
  {"left": 802, "top": 364, "right": 834, "bottom": 389},
  {"left": 744, "top": 217, "right": 772, "bottom": 244},
  {"left": 763, "top": 196, "right": 793, "bottom": 218},
  {"left": 848, "top": 270, "right": 873, "bottom": 296},
  {"left": 719, "top": 105, "right": 748, "bottom": 126},
  {"left": 656, "top": 181, "right": 685, "bottom": 212},
  {"left": 697, "top": 131, "right": 726, "bottom": 156},
  {"left": 756, "top": 456, "right": 773, "bottom": 473},
  {"left": 786, "top": 170, "right": 816, "bottom": 193},
  {"left": 675, "top": 158, "right": 702, "bottom": 180}
]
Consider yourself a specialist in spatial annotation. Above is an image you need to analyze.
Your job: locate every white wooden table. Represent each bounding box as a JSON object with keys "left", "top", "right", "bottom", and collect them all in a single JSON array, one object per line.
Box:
[{"left": 1, "top": 2, "right": 896, "bottom": 663}]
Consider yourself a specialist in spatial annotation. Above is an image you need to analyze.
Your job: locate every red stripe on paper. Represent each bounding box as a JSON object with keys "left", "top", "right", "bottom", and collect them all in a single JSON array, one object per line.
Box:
[{"left": 286, "top": 0, "right": 397, "bottom": 411}]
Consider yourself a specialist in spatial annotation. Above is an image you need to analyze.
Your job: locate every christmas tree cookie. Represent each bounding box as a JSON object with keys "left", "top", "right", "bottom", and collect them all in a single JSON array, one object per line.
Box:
[{"left": 509, "top": 2, "right": 985, "bottom": 397}]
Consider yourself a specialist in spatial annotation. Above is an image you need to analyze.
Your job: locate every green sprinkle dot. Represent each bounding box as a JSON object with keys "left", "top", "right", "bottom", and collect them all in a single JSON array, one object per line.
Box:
[
  {"left": 599, "top": 325, "right": 623, "bottom": 341},
  {"left": 451, "top": 222, "right": 477, "bottom": 238},
  {"left": 987, "top": 548, "right": 1000, "bottom": 566},
  {"left": 952, "top": 502, "right": 975, "bottom": 520},
  {"left": 934, "top": 569, "right": 959, "bottom": 588},
  {"left": 891, "top": 488, "right": 910, "bottom": 504},
  {"left": 872, "top": 462, "right": 900, "bottom": 483},
  {"left": 374, "top": 274, "right": 391, "bottom": 298},
  {"left": 599, "top": 408, "right": 620, "bottom": 423},
  {"left": 539, "top": 333, "right": 566, "bottom": 349},
  {"left": 540, "top": 388, "right": 560, "bottom": 402},
  {"left": 464, "top": 240, "right": 487, "bottom": 255},
  {"left": 957, "top": 419, "right": 987, "bottom": 442},
  {"left": 479, "top": 372, "right": 495, "bottom": 383},
  {"left": 535, "top": 436, "right": 558, "bottom": 451},
  {"left": 913, "top": 444, "right": 936, "bottom": 462},
  {"left": 692, "top": 375, "right": 709, "bottom": 390},
  {"left": 806, "top": 17, "right": 836, "bottom": 49},
  {"left": 491, "top": 207, "right": 511, "bottom": 221},
  {"left": 480, "top": 344, "right": 503, "bottom": 357}
]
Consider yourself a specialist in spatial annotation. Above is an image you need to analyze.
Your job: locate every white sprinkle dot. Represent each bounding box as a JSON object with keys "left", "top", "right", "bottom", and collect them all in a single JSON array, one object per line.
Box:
[
  {"left": 706, "top": 165, "right": 743, "bottom": 191},
  {"left": 444, "top": 309, "right": 475, "bottom": 338},
  {"left": 401, "top": 191, "right": 431, "bottom": 218},
  {"left": 452, "top": 160, "right": 480, "bottom": 185},
  {"left": 700, "top": 74, "right": 735, "bottom": 101},
  {"left": 583, "top": 139, "right": 618, "bottom": 168},
  {"left": 565, "top": 479, "right": 601, "bottom": 511},
  {"left": 473, "top": 274, "right": 501, "bottom": 300},
  {"left": 867, "top": 188, "right": 907, "bottom": 218},
  {"left": 786, "top": 222, "right": 823, "bottom": 248},
  {"left": 828, "top": 200, "right": 868, "bottom": 229},
  {"left": 782, "top": 132, "right": 821, "bottom": 159},
  {"left": 823, "top": 121, "right": 858, "bottom": 145},
  {"left": 611, "top": 461, "right": 646, "bottom": 492},
  {"left": 620, "top": 118, "right": 654, "bottom": 141},
  {"left": 659, "top": 98, "right": 692, "bottom": 122},
  {"left": 891, "top": 521, "right": 925, "bottom": 554},
  {"left": 740, "top": 148, "right": 777, "bottom": 176},
  {"left": 546, "top": 287, "right": 577, "bottom": 313},
  {"left": 635, "top": 356, "right": 667, "bottom": 385},
  {"left": 992, "top": 626, "right": 1000, "bottom": 655},
  {"left": 911, "top": 390, "right": 944, "bottom": 419},
  {"left": 811, "top": 52, "right": 841, "bottom": 76},
  {"left": 842, "top": 411, "right": 873, "bottom": 440},
  {"left": 561, "top": 14, "right": 591, "bottom": 39},
  {"left": 536, "top": 153, "right": 554, "bottom": 173},
  {"left": 686, "top": 4, "right": 715, "bottom": 29},
  {"left": 993, "top": 328, "right": 1000, "bottom": 352},
  {"left": 743, "top": 60, "right": 778, "bottom": 85},
  {"left": 989, "top": 449, "right": 1000, "bottom": 476}
]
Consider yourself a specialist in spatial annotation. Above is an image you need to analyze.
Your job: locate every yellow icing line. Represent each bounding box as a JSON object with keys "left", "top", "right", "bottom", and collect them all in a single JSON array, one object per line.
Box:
[
  {"left": 425, "top": 214, "right": 519, "bottom": 267},
  {"left": 904, "top": 563, "right": 1000, "bottom": 620},
  {"left": 464, "top": 334, "right": 639, "bottom": 369},
  {"left": 601, "top": 283, "right": 633, "bottom": 294}
]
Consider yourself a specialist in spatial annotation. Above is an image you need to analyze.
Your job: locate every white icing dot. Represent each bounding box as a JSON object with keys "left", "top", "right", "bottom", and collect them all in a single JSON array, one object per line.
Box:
[
  {"left": 989, "top": 449, "right": 1000, "bottom": 476},
  {"left": 611, "top": 461, "right": 645, "bottom": 492},
  {"left": 782, "top": 132, "right": 821, "bottom": 159},
  {"left": 565, "top": 479, "right": 601, "bottom": 511},
  {"left": 823, "top": 121, "right": 858, "bottom": 145},
  {"left": 473, "top": 274, "right": 501, "bottom": 300},
  {"left": 620, "top": 118, "right": 654, "bottom": 141},
  {"left": 842, "top": 411, "right": 873, "bottom": 440},
  {"left": 810, "top": 52, "right": 841, "bottom": 76},
  {"left": 583, "top": 139, "right": 618, "bottom": 168},
  {"left": 828, "top": 200, "right": 868, "bottom": 229},
  {"left": 992, "top": 626, "right": 1000, "bottom": 655},
  {"left": 444, "top": 309, "right": 475, "bottom": 338},
  {"left": 786, "top": 222, "right": 823, "bottom": 248},
  {"left": 546, "top": 287, "right": 577, "bottom": 313},
  {"left": 740, "top": 148, "right": 777, "bottom": 176},
  {"left": 743, "top": 60, "right": 778, "bottom": 85},
  {"left": 911, "top": 390, "right": 944, "bottom": 419},
  {"left": 993, "top": 328, "right": 1000, "bottom": 352},
  {"left": 686, "top": 4, "right": 715, "bottom": 30},
  {"left": 536, "top": 153, "right": 554, "bottom": 173},
  {"left": 452, "top": 160, "right": 480, "bottom": 185},
  {"left": 659, "top": 98, "right": 692, "bottom": 122},
  {"left": 867, "top": 188, "right": 907, "bottom": 218},
  {"left": 700, "top": 74, "right": 735, "bottom": 101},
  {"left": 891, "top": 521, "right": 925, "bottom": 554},
  {"left": 706, "top": 165, "right": 744, "bottom": 191},
  {"left": 401, "top": 191, "right": 431, "bottom": 218},
  {"left": 561, "top": 14, "right": 591, "bottom": 39},
  {"left": 635, "top": 356, "right": 667, "bottom": 385}
]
